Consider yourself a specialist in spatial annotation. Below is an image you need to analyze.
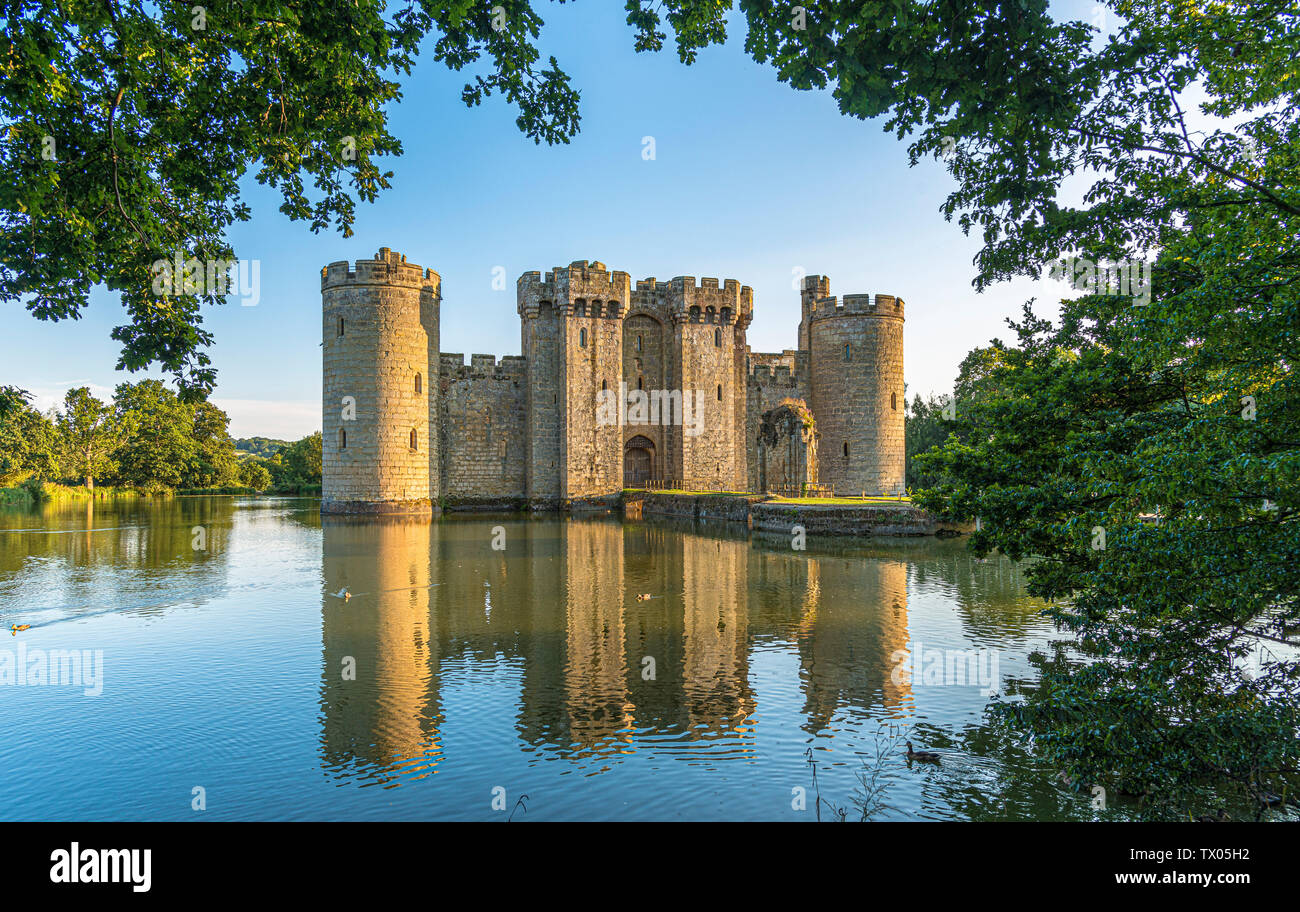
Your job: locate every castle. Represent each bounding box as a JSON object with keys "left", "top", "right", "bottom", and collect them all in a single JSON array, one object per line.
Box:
[{"left": 321, "top": 248, "right": 904, "bottom": 513}]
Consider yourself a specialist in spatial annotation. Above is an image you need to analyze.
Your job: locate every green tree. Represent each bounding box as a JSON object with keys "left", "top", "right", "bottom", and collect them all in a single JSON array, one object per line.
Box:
[
  {"left": 0, "top": 386, "right": 60, "bottom": 485},
  {"left": 953, "top": 345, "right": 1012, "bottom": 409},
  {"left": 0, "top": 386, "right": 35, "bottom": 484},
  {"left": 186, "top": 400, "right": 239, "bottom": 488},
  {"left": 904, "top": 394, "right": 950, "bottom": 491},
  {"left": 256, "top": 450, "right": 287, "bottom": 488},
  {"left": 2, "top": 0, "right": 583, "bottom": 396},
  {"left": 56, "top": 387, "right": 122, "bottom": 489},
  {"left": 279, "top": 431, "right": 322, "bottom": 485},
  {"left": 111, "top": 380, "right": 196, "bottom": 488},
  {"left": 906, "top": 346, "right": 1009, "bottom": 490},
  {"left": 238, "top": 458, "right": 273, "bottom": 491}
]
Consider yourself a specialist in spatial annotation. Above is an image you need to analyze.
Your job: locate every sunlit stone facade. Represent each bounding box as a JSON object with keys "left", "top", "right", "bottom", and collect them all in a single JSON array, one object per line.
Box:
[{"left": 322, "top": 250, "right": 905, "bottom": 512}]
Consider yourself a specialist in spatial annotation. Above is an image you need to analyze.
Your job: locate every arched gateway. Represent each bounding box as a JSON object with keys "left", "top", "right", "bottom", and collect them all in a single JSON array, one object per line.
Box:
[{"left": 623, "top": 435, "right": 655, "bottom": 487}]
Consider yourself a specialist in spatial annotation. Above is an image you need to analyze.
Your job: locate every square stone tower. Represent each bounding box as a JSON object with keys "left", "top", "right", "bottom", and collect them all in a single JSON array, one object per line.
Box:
[
  {"left": 664, "top": 276, "right": 752, "bottom": 490},
  {"left": 518, "top": 260, "right": 631, "bottom": 506}
]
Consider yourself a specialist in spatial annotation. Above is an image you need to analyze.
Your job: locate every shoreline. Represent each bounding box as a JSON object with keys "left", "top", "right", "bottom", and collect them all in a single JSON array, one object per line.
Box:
[{"left": 5, "top": 487, "right": 970, "bottom": 538}]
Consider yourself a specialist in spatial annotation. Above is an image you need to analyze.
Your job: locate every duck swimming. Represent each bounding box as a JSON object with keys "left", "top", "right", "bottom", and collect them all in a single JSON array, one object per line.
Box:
[{"left": 905, "top": 741, "right": 941, "bottom": 763}]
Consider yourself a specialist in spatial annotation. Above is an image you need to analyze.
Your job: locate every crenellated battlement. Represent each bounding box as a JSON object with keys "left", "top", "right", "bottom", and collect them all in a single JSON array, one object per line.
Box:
[
  {"left": 664, "top": 275, "right": 754, "bottom": 326},
  {"left": 519, "top": 262, "right": 759, "bottom": 326},
  {"left": 439, "top": 352, "right": 528, "bottom": 381},
  {"left": 808, "top": 292, "right": 905, "bottom": 321},
  {"left": 748, "top": 350, "right": 804, "bottom": 388},
  {"left": 634, "top": 277, "right": 669, "bottom": 293},
  {"left": 519, "top": 259, "right": 633, "bottom": 318},
  {"left": 321, "top": 247, "right": 440, "bottom": 292},
  {"left": 516, "top": 270, "right": 555, "bottom": 320},
  {"left": 667, "top": 275, "right": 750, "bottom": 297},
  {"left": 802, "top": 274, "right": 831, "bottom": 298},
  {"left": 558, "top": 260, "right": 631, "bottom": 291}
]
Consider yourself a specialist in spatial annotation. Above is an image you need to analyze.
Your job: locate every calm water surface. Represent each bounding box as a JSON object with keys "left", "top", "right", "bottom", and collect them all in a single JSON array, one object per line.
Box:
[{"left": 0, "top": 496, "right": 1096, "bottom": 821}]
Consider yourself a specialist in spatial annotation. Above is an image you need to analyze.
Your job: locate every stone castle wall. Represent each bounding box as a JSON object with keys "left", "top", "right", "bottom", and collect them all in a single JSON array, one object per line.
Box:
[
  {"left": 322, "top": 251, "right": 903, "bottom": 511},
  {"left": 438, "top": 353, "right": 527, "bottom": 506}
]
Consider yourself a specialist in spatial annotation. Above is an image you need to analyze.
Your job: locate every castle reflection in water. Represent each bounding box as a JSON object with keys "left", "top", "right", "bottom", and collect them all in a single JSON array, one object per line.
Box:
[{"left": 318, "top": 516, "right": 915, "bottom": 783}]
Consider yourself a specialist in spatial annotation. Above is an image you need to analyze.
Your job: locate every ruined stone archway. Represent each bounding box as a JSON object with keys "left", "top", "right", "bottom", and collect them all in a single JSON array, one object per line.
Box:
[{"left": 757, "top": 399, "right": 817, "bottom": 493}]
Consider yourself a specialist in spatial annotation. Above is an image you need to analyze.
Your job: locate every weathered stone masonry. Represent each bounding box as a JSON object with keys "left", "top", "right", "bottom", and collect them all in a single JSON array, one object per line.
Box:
[{"left": 321, "top": 250, "right": 905, "bottom": 513}]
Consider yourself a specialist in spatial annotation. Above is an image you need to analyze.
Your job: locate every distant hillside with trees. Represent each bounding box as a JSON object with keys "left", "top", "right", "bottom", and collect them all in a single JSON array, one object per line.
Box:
[{"left": 234, "top": 437, "right": 291, "bottom": 459}]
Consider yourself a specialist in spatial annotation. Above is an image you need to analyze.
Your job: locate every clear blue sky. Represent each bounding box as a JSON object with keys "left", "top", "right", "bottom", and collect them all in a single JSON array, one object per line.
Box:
[{"left": 6, "top": 3, "right": 1095, "bottom": 439}]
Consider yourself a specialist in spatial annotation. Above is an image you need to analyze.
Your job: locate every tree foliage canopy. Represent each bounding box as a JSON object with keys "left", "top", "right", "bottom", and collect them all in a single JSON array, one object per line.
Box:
[{"left": 2, "top": 0, "right": 585, "bottom": 395}]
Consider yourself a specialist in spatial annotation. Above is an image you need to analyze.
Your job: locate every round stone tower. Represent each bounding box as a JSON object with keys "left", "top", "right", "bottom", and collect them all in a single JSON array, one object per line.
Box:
[
  {"left": 808, "top": 291, "right": 905, "bottom": 494},
  {"left": 321, "top": 248, "right": 441, "bottom": 513}
]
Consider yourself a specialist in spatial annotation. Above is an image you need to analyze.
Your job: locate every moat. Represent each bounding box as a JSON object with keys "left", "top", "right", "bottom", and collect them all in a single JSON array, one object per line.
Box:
[{"left": 0, "top": 496, "right": 1103, "bottom": 821}]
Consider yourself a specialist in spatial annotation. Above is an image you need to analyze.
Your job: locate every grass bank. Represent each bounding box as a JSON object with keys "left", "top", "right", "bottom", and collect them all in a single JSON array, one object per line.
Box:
[
  {"left": 179, "top": 484, "right": 322, "bottom": 496},
  {"left": 1, "top": 481, "right": 322, "bottom": 508},
  {"left": 269, "top": 483, "right": 321, "bottom": 495},
  {"left": 622, "top": 489, "right": 912, "bottom": 506},
  {"left": 0, "top": 482, "right": 154, "bottom": 508},
  {"left": 622, "top": 488, "right": 753, "bottom": 497},
  {"left": 176, "top": 486, "right": 256, "bottom": 495},
  {"left": 768, "top": 495, "right": 912, "bottom": 506},
  {"left": 0, "top": 487, "right": 33, "bottom": 507}
]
